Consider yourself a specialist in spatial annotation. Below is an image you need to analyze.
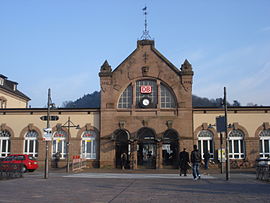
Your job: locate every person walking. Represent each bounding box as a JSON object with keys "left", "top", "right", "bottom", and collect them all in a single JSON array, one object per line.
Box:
[
  {"left": 179, "top": 148, "right": 189, "bottom": 176},
  {"left": 203, "top": 150, "right": 210, "bottom": 170},
  {"left": 54, "top": 151, "right": 61, "bottom": 168},
  {"left": 191, "top": 145, "right": 202, "bottom": 180},
  {"left": 121, "top": 152, "right": 127, "bottom": 170}
]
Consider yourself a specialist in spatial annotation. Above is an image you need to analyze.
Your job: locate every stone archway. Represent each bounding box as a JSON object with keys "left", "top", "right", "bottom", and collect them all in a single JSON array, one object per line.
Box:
[
  {"left": 137, "top": 127, "right": 157, "bottom": 169},
  {"left": 113, "top": 129, "right": 130, "bottom": 169},
  {"left": 162, "top": 129, "right": 179, "bottom": 168}
]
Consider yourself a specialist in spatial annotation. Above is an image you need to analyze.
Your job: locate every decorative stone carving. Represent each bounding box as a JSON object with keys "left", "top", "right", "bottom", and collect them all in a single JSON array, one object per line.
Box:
[
  {"left": 181, "top": 59, "right": 193, "bottom": 74},
  {"left": 142, "top": 120, "right": 148, "bottom": 127},
  {"left": 119, "top": 121, "right": 125, "bottom": 129},
  {"left": 99, "top": 60, "right": 112, "bottom": 77},
  {"left": 142, "top": 66, "right": 149, "bottom": 76},
  {"left": 166, "top": 120, "right": 173, "bottom": 129}
]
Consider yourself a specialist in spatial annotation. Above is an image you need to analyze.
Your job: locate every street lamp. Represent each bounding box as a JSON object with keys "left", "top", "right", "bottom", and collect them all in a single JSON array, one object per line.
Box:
[
  {"left": 61, "top": 117, "right": 80, "bottom": 173},
  {"left": 223, "top": 87, "right": 230, "bottom": 181},
  {"left": 44, "top": 88, "right": 54, "bottom": 179}
]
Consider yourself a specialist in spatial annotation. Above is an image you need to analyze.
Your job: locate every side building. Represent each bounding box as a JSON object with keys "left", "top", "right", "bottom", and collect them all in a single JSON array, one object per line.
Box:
[{"left": 0, "top": 74, "right": 30, "bottom": 108}]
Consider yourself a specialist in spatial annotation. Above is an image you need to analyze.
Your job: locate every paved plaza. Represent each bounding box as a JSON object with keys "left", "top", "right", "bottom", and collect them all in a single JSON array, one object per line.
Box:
[{"left": 0, "top": 169, "right": 269, "bottom": 203}]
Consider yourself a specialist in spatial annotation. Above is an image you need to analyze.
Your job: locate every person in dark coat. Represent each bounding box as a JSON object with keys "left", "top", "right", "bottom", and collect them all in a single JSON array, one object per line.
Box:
[
  {"left": 121, "top": 152, "right": 127, "bottom": 170},
  {"left": 191, "top": 144, "right": 202, "bottom": 180},
  {"left": 179, "top": 148, "right": 189, "bottom": 176},
  {"left": 203, "top": 150, "right": 211, "bottom": 170}
]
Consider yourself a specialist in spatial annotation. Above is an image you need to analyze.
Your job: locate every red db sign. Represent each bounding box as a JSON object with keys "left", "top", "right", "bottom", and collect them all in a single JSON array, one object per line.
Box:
[{"left": 140, "top": 85, "right": 152, "bottom": 94}]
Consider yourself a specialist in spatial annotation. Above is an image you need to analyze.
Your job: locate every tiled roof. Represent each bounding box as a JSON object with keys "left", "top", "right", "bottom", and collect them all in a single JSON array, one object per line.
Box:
[{"left": 0, "top": 75, "right": 30, "bottom": 101}]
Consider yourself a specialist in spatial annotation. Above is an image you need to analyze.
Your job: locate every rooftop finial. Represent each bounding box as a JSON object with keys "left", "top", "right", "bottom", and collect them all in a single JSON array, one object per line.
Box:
[{"left": 141, "top": 6, "right": 151, "bottom": 40}]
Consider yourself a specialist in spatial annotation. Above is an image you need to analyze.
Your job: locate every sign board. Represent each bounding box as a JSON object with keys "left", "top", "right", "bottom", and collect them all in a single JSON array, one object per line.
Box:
[
  {"left": 40, "top": 116, "right": 59, "bottom": 121},
  {"left": 140, "top": 85, "right": 152, "bottom": 94},
  {"left": 43, "top": 128, "right": 52, "bottom": 141},
  {"left": 216, "top": 116, "right": 225, "bottom": 133},
  {"left": 218, "top": 148, "right": 226, "bottom": 162},
  {"left": 43, "top": 132, "right": 52, "bottom": 141}
]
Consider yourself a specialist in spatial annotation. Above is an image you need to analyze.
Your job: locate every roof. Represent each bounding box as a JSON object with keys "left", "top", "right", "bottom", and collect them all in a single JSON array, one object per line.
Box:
[
  {"left": 0, "top": 76, "right": 30, "bottom": 101},
  {"left": 112, "top": 40, "right": 182, "bottom": 75}
]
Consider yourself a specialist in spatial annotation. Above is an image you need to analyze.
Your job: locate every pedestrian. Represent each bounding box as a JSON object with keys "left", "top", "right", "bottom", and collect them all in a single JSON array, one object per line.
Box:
[
  {"left": 179, "top": 148, "right": 189, "bottom": 176},
  {"left": 191, "top": 144, "right": 202, "bottom": 180},
  {"left": 121, "top": 152, "right": 127, "bottom": 170},
  {"left": 203, "top": 150, "right": 210, "bottom": 170},
  {"left": 54, "top": 151, "right": 61, "bottom": 168}
]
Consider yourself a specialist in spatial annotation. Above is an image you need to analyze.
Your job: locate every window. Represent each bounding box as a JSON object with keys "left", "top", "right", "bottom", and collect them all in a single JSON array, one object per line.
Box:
[
  {"left": 136, "top": 80, "right": 157, "bottom": 108},
  {"left": 81, "top": 130, "right": 97, "bottom": 159},
  {"left": 118, "top": 85, "right": 132, "bottom": 108},
  {"left": 52, "top": 130, "right": 67, "bottom": 159},
  {"left": 0, "top": 97, "right": 7, "bottom": 108},
  {"left": 259, "top": 129, "right": 270, "bottom": 158},
  {"left": 0, "top": 130, "right": 11, "bottom": 157},
  {"left": 229, "top": 130, "right": 245, "bottom": 159},
  {"left": 24, "top": 130, "right": 39, "bottom": 157},
  {"left": 198, "top": 130, "right": 214, "bottom": 159},
  {"left": 160, "top": 84, "right": 176, "bottom": 108}
]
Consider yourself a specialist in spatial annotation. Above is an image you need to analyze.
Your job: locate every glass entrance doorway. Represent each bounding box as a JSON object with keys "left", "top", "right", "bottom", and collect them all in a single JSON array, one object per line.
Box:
[
  {"left": 114, "top": 129, "right": 130, "bottom": 169},
  {"left": 162, "top": 129, "right": 179, "bottom": 168},
  {"left": 137, "top": 127, "right": 157, "bottom": 169},
  {"left": 138, "top": 143, "right": 156, "bottom": 169}
]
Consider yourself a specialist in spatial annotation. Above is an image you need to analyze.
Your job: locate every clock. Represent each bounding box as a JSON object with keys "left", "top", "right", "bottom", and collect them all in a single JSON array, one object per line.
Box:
[
  {"left": 140, "top": 97, "right": 151, "bottom": 108},
  {"left": 142, "top": 98, "right": 150, "bottom": 106}
]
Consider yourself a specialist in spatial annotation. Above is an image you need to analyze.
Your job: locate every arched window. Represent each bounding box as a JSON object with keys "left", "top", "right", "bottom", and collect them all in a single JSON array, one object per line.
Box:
[
  {"left": 229, "top": 130, "right": 245, "bottom": 159},
  {"left": 160, "top": 84, "right": 176, "bottom": 108},
  {"left": 24, "top": 130, "right": 39, "bottom": 157},
  {"left": 259, "top": 129, "right": 270, "bottom": 158},
  {"left": 118, "top": 84, "right": 132, "bottom": 108},
  {"left": 81, "top": 130, "right": 97, "bottom": 159},
  {"left": 0, "top": 130, "right": 11, "bottom": 157},
  {"left": 136, "top": 80, "right": 157, "bottom": 108},
  {"left": 198, "top": 130, "right": 214, "bottom": 159},
  {"left": 52, "top": 130, "right": 67, "bottom": 159}
]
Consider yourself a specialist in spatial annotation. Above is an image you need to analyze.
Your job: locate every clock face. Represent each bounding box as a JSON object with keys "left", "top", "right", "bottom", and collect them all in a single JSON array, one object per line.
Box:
[
  {"left": 142, "top": 98, "right": 150, "bottom": 106},
  {"left": 140, "top": 97, "right": 151, "bottom": 108}
]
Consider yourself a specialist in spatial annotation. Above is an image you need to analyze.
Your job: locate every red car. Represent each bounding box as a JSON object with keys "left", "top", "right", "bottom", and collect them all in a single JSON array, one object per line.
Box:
[{"left": 1, "top": 154, "right": 39, "bottom": 172}]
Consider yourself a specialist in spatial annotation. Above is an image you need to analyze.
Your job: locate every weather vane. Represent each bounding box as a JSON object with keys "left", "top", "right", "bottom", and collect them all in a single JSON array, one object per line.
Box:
[{"left": 141, "top": 6, "right": 151, "bottom": 40}]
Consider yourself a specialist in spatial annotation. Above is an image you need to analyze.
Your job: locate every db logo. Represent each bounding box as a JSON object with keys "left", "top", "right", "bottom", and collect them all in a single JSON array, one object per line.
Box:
[{"left": 140, "top": 85, "right": 152, "bottom": 94}]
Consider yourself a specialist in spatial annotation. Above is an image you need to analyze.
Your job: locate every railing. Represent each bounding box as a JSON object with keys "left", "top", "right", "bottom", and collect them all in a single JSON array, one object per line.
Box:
[
  {"left": 256, "top": 159, "right": 270, "bottom": 181},
  {"left": 0, "top": 163, "right": 23, "bottom": 180},
  {"left": 72, "top": 156, "right": 87, "bottom": 172}
]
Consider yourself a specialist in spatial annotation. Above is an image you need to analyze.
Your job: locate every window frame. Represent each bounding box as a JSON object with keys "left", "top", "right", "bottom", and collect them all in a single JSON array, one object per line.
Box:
[
  {"left": 81, "top": 130, "right": 97, "bottom": 159},
  {"left": 259, "top": 129, "right": 270, "bottom": 158},
  {"left": 198, "top": 130, "right": 214, "bottom": 159},
  {"left": 229, "top": 130, "right": 245, "bottom": 159},
  {"left": 24, "top": 130, "right": 39, "bottom": 157},
  {"left": 0, "top": 130, "right": 11, "bottom": 158},
  {"left": 52, "top": 130, "right": 67, "bottom": 159}
]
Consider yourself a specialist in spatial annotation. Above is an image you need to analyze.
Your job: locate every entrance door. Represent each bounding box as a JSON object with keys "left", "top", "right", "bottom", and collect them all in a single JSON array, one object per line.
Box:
[
  {"left": 137, "top": 127, "right": 157, "bottom": 169},
  {"left": 137, "top": 143, "right": 156, "bottom": 169},
  {"left": 116, "top": 143, "right": 129, "bottom": 169},
  {"left": 162, "top": 129, "right": 179, "bottom": 168},
  {"left": 114, "top": 129, "right": 130, "bottom": 169}
]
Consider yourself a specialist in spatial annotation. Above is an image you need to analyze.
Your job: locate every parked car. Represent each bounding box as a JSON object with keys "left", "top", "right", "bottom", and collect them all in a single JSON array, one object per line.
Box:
[{"left": 0, "top": 154, "right": 38, "bottom": 172}]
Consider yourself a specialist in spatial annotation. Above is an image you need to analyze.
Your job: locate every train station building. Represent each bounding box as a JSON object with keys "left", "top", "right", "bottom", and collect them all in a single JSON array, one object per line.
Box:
[{"left": 0, "top": 40, "right": 270, "bottom": 169}]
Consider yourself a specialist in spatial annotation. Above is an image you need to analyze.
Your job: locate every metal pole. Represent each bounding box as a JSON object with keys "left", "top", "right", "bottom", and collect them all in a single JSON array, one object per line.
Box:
[
  {"left": 220, "top": 132, "right": 223, "bottom": 174},
  {"left": 224, "top": 87, "right": 230, "bottom": 180},
  {"left": 44, "top": 88, "right": 51, "bottom": 179},
  {"left": 66, "top": 117, "right": 71, "bottom": 173}
]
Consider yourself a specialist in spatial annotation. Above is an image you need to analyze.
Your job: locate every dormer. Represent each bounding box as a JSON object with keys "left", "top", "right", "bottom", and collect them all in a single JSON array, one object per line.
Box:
[{"left": 0, "top": 74, "right": 7, "bottom": 86}]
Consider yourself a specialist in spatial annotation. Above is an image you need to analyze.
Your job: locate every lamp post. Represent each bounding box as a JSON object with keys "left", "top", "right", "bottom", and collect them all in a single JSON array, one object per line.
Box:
[
  {"left": 224, "top": 87, "right": 230, "bottom": 181},
  {"left": 61, "top": 117, "right": 80, "bottom": 173},
  {"left": 44, "top": 88, "right": 52, "bottom": 179}
]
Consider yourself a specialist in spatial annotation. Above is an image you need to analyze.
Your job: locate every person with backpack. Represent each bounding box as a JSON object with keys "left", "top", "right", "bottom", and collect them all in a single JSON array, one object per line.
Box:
[{"left": 191, "top": 145, "right": 202, "bottom": 180}]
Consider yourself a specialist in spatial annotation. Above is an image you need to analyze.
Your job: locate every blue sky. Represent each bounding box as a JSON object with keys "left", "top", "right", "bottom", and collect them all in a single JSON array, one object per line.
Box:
[{"left": 1, "top": 0, "right": 270, "bottom": 107}]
